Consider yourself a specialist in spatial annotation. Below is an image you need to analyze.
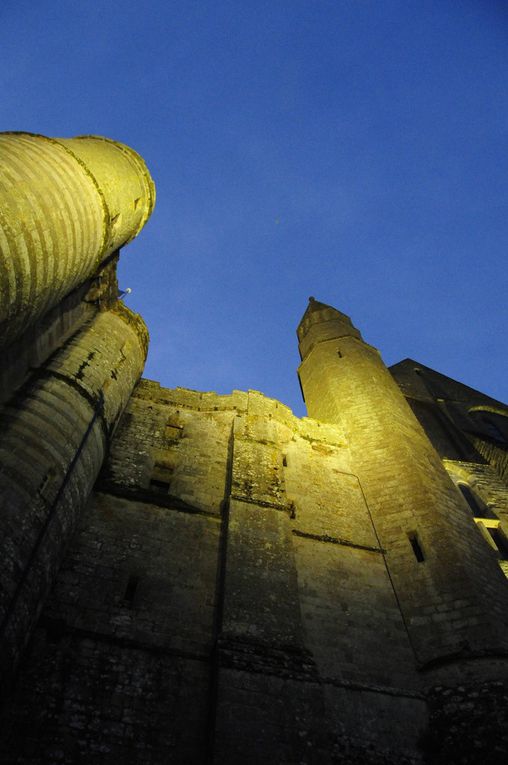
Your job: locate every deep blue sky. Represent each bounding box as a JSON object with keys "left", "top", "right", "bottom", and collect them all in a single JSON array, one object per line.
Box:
[{"left": 2, "top": 1, "right": 507, "bottom": 415}]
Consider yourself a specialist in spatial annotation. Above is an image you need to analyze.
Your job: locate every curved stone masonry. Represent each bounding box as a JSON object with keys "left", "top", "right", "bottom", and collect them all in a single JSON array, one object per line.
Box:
[
  {"left": 297, "top": 299, "right": 508, "bottom": 666},
  {"left": 0, "top": 306, "right": 148, "bottom": 690},
  {"left": 0, "top": 132, "right": 155, "bottom": 348}
]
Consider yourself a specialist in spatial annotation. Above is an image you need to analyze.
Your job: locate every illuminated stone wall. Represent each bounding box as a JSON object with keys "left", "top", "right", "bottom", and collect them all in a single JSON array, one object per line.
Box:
[
  {"left": 0, "top": 131, "right": 154, "bottom": 718},
  {"left": 2, "top": 318, "right": 508, "bottom": 763},
  {"left": 0, "top": 382, "right": 427, "bottom": 763},
  {"left": 298, "top": 300, "right": 508, "bottom": 668},
  {"left": 0, "top": 132, "right": 154, "bottom": 353},
  {"left": 1, "top": 127, "right": 508, "bottom": 763},
  {"left": 0, "top": 306, "right": 148, "bottom": 692}
]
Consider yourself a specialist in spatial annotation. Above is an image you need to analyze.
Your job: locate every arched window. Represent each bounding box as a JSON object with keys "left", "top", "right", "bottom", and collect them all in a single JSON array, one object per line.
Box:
[
  {"left": 457, "top": 483, "right": 491, "bottom": 519},
  {"left": 481, "top": 416, "right": 507, "bottom": 443},
  {"left": 469, "top": 409, "right": 508, "bottom": 444}
]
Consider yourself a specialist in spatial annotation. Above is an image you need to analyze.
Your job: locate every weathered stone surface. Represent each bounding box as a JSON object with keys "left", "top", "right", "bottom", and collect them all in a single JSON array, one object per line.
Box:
[
  {"left": 0, "top": 132, "right": 155, "bottom": 348},
  {"left": 297, "top": 301, "right": 508, "bottom": 667},
  {"left": 0, "top": 305, "right": 148, "bottom": 690},
  {"left": 1, "top": 633, "right": 208, "bottom": 764},
  {"left": 422, "top": 679, "right": 508, "bottom": 764},
  {"left": 1, "top": 136, "right": 508, "bottom": 764}
]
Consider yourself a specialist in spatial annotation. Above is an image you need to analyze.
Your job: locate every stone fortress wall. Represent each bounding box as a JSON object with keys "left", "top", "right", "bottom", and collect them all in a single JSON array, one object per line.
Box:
[{"left": 1, "top": 133, "right": 508, "bottom": 764}]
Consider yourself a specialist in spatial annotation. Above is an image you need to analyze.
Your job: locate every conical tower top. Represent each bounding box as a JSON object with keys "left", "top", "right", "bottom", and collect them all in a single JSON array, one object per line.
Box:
[{"left": 297, "top": 297, "right": 362, "bottom": 359}]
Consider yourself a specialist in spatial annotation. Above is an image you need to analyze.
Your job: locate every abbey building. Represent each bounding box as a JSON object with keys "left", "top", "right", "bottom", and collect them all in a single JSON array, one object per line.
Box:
[{"left": 1, "top": 133, "right": 508, "bottom": 764}]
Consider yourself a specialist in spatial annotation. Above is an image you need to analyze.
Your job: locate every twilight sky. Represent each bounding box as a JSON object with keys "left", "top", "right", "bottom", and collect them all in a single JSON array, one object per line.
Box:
[{"left": 1, "top": 0, "right": 507, "bottom": 416}]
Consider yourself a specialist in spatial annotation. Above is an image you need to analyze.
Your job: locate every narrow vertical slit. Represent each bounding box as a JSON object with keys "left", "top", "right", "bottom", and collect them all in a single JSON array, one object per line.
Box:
[
  {"left": 408, "top": 531, "right": 425, "bottom": 562},
  {"left": 123, "top": 575, "right": 139, "bottom": 605}
]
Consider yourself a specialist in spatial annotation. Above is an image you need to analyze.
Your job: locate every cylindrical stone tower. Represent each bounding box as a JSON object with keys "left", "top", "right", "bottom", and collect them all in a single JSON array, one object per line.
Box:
[
  {"left": 0, "top": 304, "right": 148, "bottom": 691},
  {"left": 0, "top": 132, "right": 155, "bottom": 348},
  {"left": 297, "top": 298, "right": 508, "bottom": 666},
  {"left": 0, "top": 131, "right": 155, "bottom": 693}
]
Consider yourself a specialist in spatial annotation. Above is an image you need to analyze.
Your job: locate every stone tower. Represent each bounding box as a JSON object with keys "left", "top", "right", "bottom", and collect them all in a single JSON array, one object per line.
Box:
[
  {"left": 1, "top": 137, "right": 508, "bottom": 764},
  {"left": 297, "top": 298, "right": 508, "bottom": 664},
  {"left": 0, "top": 132, "right": 154, "bottom": 691}
]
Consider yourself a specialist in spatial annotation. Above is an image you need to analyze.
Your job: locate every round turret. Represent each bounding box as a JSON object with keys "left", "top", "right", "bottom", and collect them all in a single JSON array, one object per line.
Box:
[{"left": 0, "top": 132, "right": 156, "bottom": 348}]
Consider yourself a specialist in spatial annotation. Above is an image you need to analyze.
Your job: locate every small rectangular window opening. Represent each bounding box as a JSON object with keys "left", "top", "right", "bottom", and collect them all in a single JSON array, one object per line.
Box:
[
  {"left": 337, "top": 349, "right": 343, "bottom": 358},
  {"left": 165, "top": 424, "right": 182, "bottom": 440},
  {"left": 123, "top": 575, "right": 139, "bottom": 605},
  {"left": 37, "top": 468, "right": 55, "bottom": 497},
  {"left": 150, "top": 461, "right": 174, "bottom": 495},
  {"left": 282, "top": 455, "right": 288, "bottom": 467},
  {"left": 408, "top": 531, "right": 425, "bottom": 562},
  {"left": 149, "top": 478, "right": 171, "bottom": 495}
]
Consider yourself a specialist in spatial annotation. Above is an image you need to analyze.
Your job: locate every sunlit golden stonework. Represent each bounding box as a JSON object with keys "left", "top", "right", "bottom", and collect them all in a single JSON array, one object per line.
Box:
[{"left": 1, "top": 133, "right": 508, "bottom": 764}]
